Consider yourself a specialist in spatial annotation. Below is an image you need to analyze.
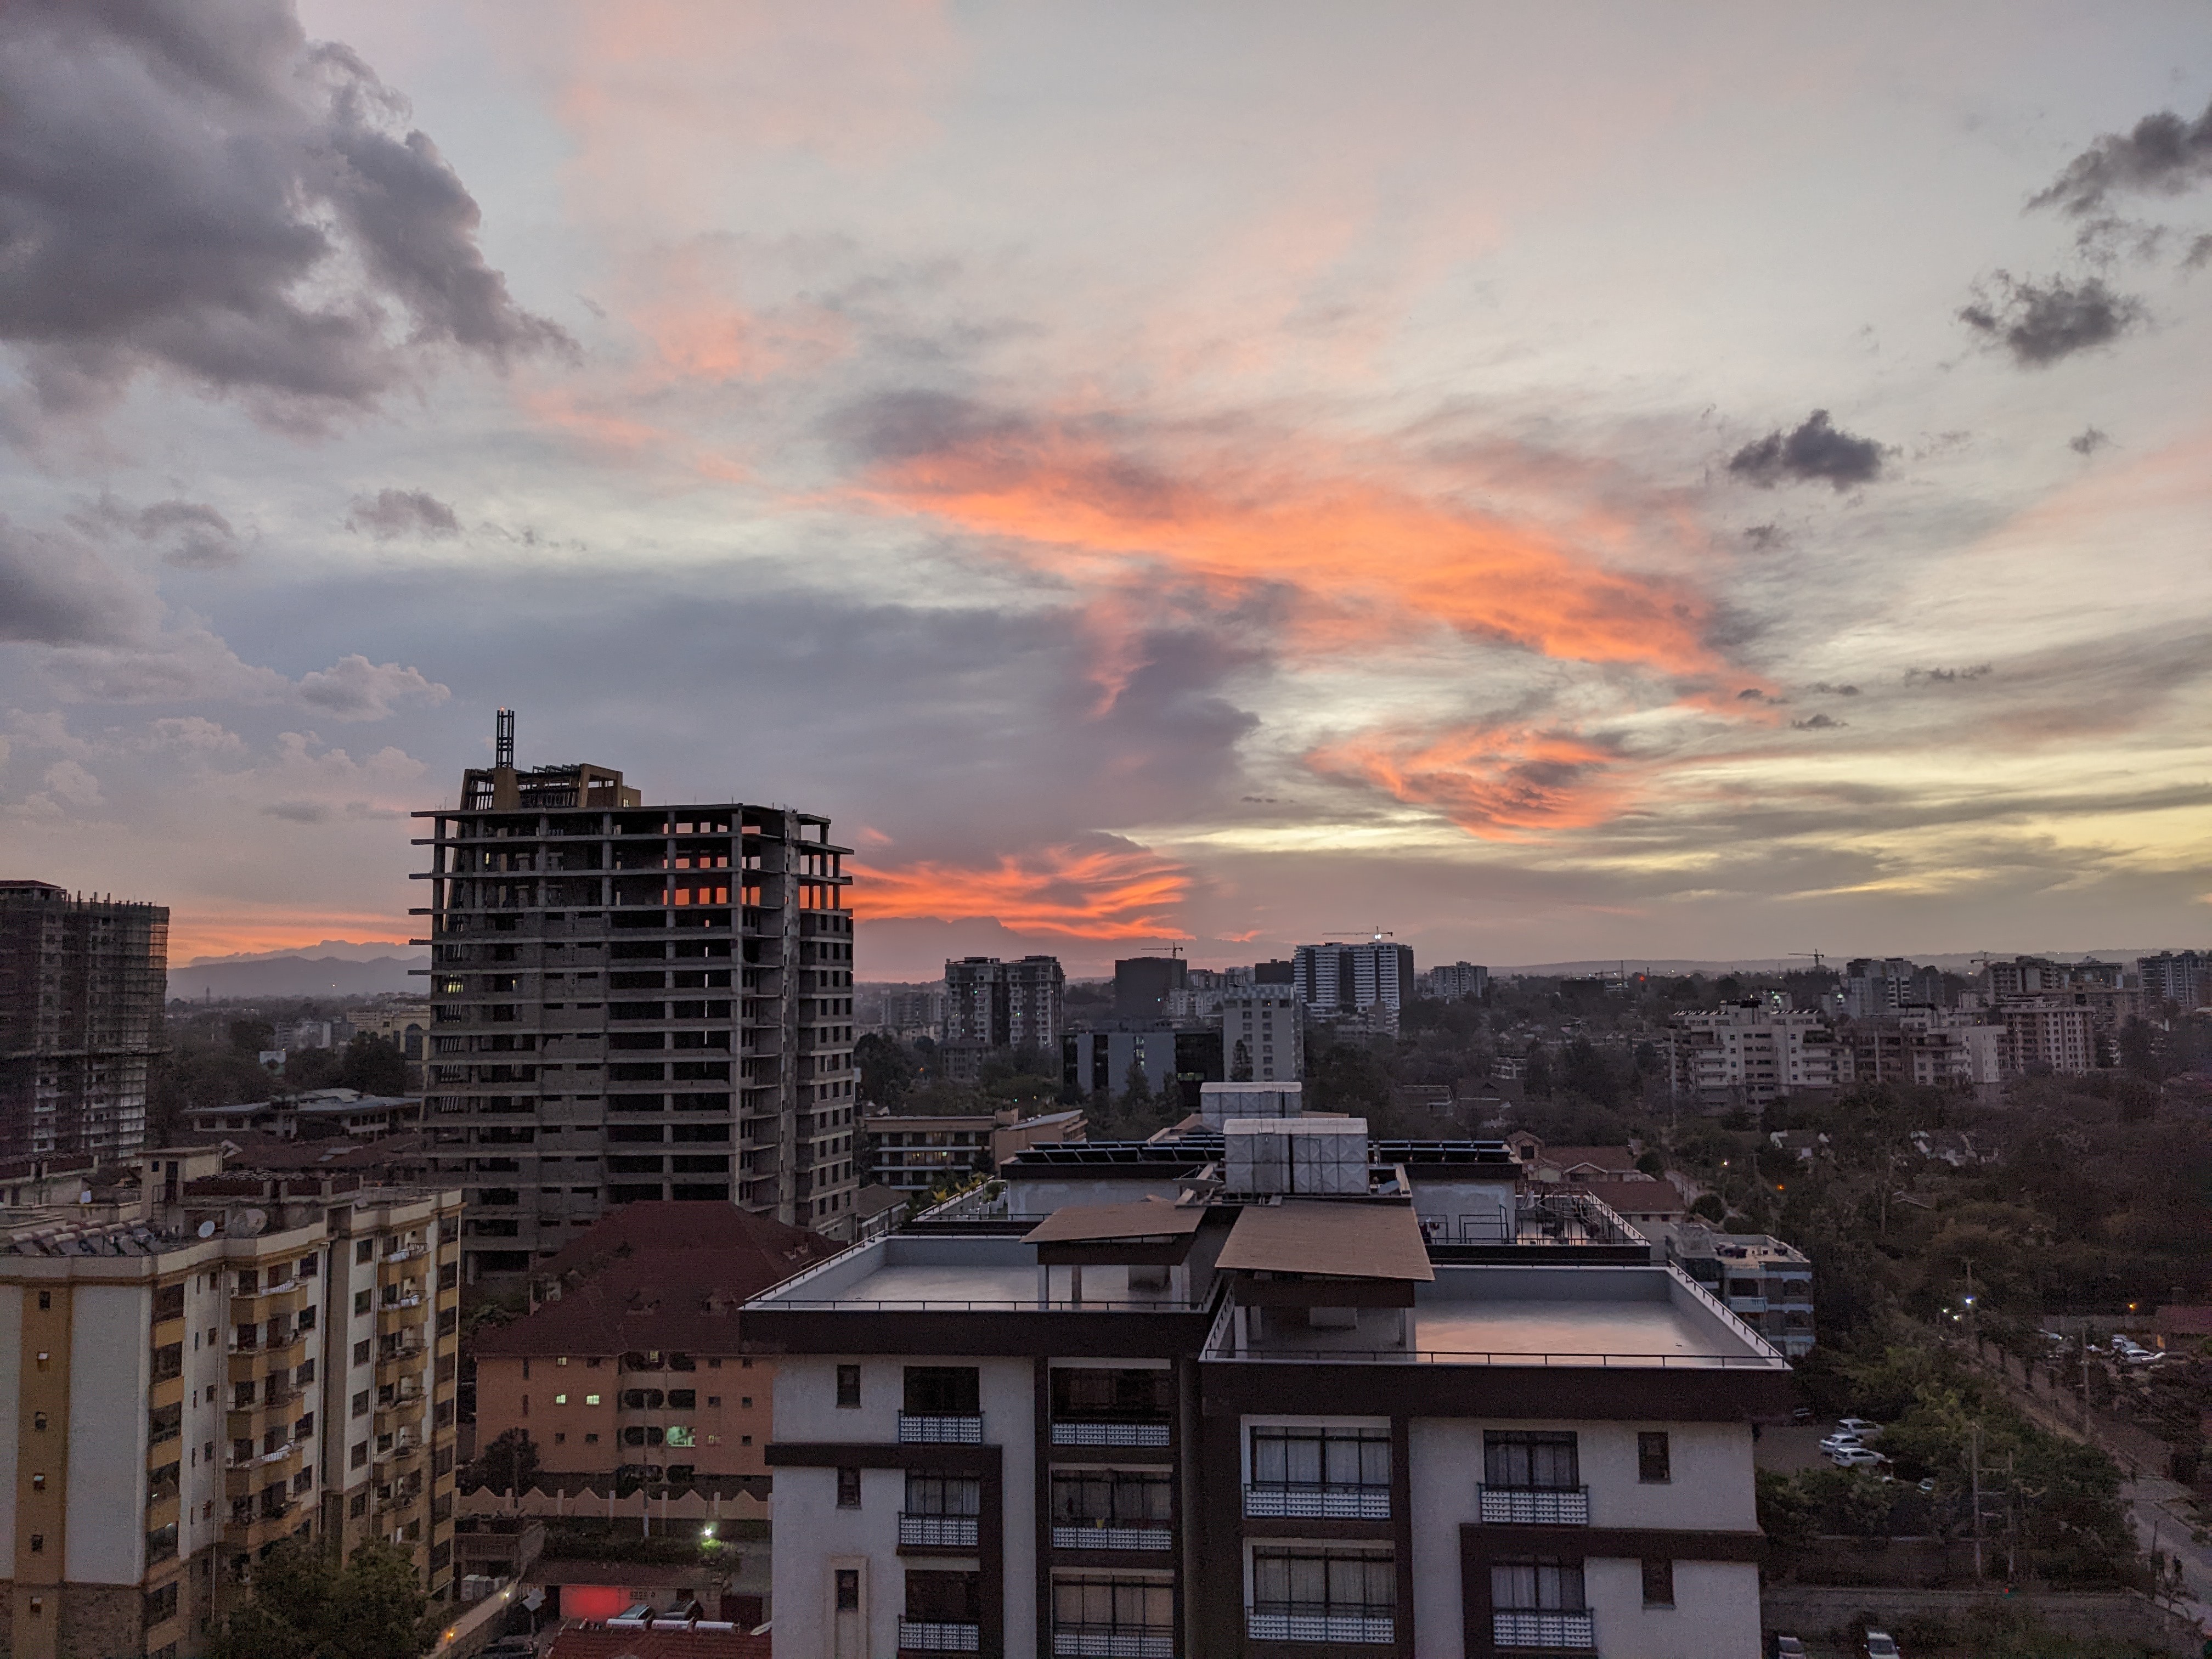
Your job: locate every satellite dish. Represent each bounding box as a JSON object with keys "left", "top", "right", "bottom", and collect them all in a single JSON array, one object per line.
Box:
[
  {"left": 227, "top": 1208, "right": 268, "bottom": 1238},
  {"left": 198, "top": 1220, "right": 217, "bottom": 1239},
  {"left": 78, "top": 1189, "right": 93, "bottom": 1204}
]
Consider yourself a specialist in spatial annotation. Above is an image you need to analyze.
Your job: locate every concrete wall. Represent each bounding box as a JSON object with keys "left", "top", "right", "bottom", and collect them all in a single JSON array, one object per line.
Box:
[
  {"left": 0, "top": 1284, "right": 18, "bottom": 1563},
  {"left": 1407, "top": 1418, "right": 1760, "bottom": 1659},
  {"left": 1760, "top": 1585, "right": 2199, "bottom": 1658},
  {"left": 476, "top": 1355, "right": 774, "bottom": 1478},
  {"left": 771, "top": 1354, "right": 1037, "bottom": 1656},
  {"left": 65, "top": 1284, "right": 147, "bottom": 1587}
]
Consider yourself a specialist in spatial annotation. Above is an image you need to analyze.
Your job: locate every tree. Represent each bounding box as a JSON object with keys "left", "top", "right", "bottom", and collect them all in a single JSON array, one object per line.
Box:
[
  {"left": 1230, "top": 1039, "right": 1252, "bottom": 1083},
  {"left": 1120, "top": 1061, "right": 1154, "bottom": 1110},
  {"left": 1689, "top": 1193, "right": 1726, "bottom": 1223},
  {"left": 340, "top": 1032, "right": 408, "bottom": 1096},
  {"left": 854, "top": 1032, "right": 915, "bottom": 1109},
  {"left": 466, "top": 1426, "right": 540, "bottom": 1493},
  {"left": 209, "top": 1538, "right": 429, "bottom": 1659}
]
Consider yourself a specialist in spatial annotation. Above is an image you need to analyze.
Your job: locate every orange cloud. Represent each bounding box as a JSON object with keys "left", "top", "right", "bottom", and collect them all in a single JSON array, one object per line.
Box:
[
  {"left": 1307, "top": 722, "right": 1634, "bottom": 839},
  {"left": 855, "top": 417, "right": 1730, "bottom": 685},
  {"left": 856, "top": 842, "right": 1189, "bottom": 940}
]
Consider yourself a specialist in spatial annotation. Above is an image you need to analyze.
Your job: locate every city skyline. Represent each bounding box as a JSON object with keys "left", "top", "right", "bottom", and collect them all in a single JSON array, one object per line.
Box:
[{"left": 5, "top": 3, "right": 2212, "bottom": 980}]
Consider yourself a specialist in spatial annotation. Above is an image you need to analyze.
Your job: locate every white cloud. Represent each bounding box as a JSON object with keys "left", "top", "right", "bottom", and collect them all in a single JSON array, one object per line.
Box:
[{"left": 295, "top": 655, "right": 451, "bottom": 721}]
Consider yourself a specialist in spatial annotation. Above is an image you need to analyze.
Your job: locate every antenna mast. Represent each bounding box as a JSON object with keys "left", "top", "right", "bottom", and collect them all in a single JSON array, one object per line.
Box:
[{"left": 495, "top": 708, "right": 516, "bottom": 769}]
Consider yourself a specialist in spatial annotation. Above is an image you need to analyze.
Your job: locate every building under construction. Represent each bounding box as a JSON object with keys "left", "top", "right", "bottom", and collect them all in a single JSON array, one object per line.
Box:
[
  {"left": 0, "top": 879, "right": 168, "bottom": 1163},
  {"left": 412, "top": 712, "right": 858, "bottom": 1279}
]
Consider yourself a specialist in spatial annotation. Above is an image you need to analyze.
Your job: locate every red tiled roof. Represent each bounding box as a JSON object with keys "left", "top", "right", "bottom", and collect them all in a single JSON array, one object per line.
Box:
[
  {"left": 215, "top": 1130, "right": 428, "bottom": 1172},
  {"left": 471, "top": 1204, "right": 838, "bottom": 1358},
  {"left": 546, "top": 1621, "right": 769, "bottom": 1659}
]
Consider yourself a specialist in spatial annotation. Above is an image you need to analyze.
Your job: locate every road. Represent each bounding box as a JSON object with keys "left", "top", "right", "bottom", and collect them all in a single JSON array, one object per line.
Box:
[{"left": 1953, "top": 1339, "right": 2212, "bottom": 1641}]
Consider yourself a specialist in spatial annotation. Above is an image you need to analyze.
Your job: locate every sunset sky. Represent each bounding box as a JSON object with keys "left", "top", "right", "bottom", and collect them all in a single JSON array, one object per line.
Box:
[{"left": 4, "top": 2, "right": 2211, "bottom": 975}]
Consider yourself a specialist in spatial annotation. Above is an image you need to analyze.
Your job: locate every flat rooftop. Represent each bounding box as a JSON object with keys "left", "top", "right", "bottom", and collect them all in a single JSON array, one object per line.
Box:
[
  {"left": 1212, "top": 1264, "right": 1785, "bottom": 1369},
  {"left": 745, "top": 1236, "right": 1200, "bottom": 1312}
]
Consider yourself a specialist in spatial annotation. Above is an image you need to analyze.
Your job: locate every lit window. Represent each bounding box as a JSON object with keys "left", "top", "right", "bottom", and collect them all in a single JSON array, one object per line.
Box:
[{"left": 585, "top": 1394, "right": 601, "bottom": 1406}]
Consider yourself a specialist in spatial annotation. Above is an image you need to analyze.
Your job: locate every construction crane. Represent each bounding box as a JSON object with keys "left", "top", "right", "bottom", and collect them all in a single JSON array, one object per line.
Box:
[
  {"left": 1323, "top": 927, "right": 1396, "bottom": 943},
  {"left": 1789, "top": 951, "right": 1826, "bottom": 970}
]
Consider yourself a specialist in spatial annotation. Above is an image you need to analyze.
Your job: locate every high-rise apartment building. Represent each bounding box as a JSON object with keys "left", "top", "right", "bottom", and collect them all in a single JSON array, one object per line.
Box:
[
  {"left": 1222, "top": 986, "right": 1304, "bottom": 1082},
  {"left": 2138, "top": 951, "right": 2206, "bottom": 1008},
  {"left": 1992, "top": 998, "right": 2099, "bottom": 1075},
  {"left": 942, "top": 956, "right": 1066, "bottom": 1051},
  {"left": 1423, "top": 961, "right": 1490, "bottom": 1002},
  {"left": 1293, "top": 940, "right": 1416, "bottom": 1019},
  {"left": 0, "top": 1150, "right": 464, "bottom": 1658},
  {"left": 1667, "top": 1001, "right": 1853, "bottom": 1109},
  {"left": 413, "top": 713, "right": 859, "bottom": 1277},
  {"left": 0, "top": 881, "right": 168, "bottom": 1163},
  {"left": 1111, "top": 956, "right": 1187, "bottom": 1021}
]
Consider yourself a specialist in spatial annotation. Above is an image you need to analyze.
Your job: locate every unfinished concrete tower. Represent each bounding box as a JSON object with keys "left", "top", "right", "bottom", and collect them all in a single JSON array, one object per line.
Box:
[
  {"left": 412, "top": 712, "right": 857, "bottom": 1280},
  {"left": 0, "top": 879, "right": 168, "bottom": 1162}
]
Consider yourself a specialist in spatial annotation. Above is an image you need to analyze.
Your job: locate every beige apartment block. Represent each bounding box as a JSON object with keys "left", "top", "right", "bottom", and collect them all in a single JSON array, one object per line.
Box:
[{"left": 0, "top": 1166, "right": 462, "bottom": 1659}]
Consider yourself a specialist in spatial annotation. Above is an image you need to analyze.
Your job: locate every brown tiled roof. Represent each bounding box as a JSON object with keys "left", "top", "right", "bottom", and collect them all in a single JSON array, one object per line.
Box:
[
  {"left": 215, "top": 1130, "right": 428, "bottom": 1173},
  {"left": 471, "top": 1204, "right": 838, "bottom": 1359},
  {"left": 546, "top": 1620, "right": 769, "bottom": 1659}
]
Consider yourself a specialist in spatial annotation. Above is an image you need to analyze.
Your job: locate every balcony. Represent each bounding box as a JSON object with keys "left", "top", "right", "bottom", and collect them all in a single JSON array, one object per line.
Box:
[
  {"left": 1245, "top": 1611, "right": 1395, "bottom": 1645},
  {"left": 1051, "top": 1419, "right": 1170, "bottom": 1449},
  {"left": 1243, "top": 1484, "right": 1390, "bottom": 1521},
  {"left": 1050, "top": 1522, "right": 1171, "bottom": 1551},
  {"left": 899, "top": 1513, "right": 980, "bottom": 1549},
  {"left": 898, "top": 1619, "right": 981, "bottom": 1652},
  {"left": 223, "top": 1503, "right": 302, "bottom": 1550},
  {"left": 1492, "top": 1610, "right": 1594, "bottom": 1650},
  {"left": 1478, "top": 1486, "right": 1590, "bottom": 1526},
  {"left": 1053, "top": 1626, "right": 1175, "bottom": 1658},
  {"left": 898, "top": 1413, "right": 984, "bottom": 1444},
  {"left": 224, "top": 1443, "right": 302, "bottom": 1498}
]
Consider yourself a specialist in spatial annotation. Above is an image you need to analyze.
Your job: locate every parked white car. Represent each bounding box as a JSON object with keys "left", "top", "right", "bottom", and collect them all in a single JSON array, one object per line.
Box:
[
  {"left": 1835, "top": 1417, "right": 1883, "bottom": 1439},
  {"left": 1819, "top": 1432, "right": 1866, "bottom": 1454},
  {"left": 1831, "top": 1446, "right": 1889, "bottom": 1469},
  {"left": 1864, "top": 1629, "right": 1901, "bottom": 1658}
]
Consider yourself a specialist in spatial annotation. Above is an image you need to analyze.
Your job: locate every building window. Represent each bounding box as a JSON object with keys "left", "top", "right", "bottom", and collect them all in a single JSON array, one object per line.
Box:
[
  {"left": 837, "top": 1467, "right": 862, "bottom": 1508},
  {"left": 902, "top": 1366, "right": 979, "bottom": 1415},
  {"left": 1053, "top": 1575, "right": 1173, "bottom": 1645},
  {"left": 1641, "top": 1558, "right": 1674, "bottom": 1607},
  {"left": 1249, "top": 1424, "right": 1389, "bottom": 1493},
  {"left": 1248, "top": 1545, "right": 1395, "bottom": 1638},
  {"left": 1638, "top": 1432, "right": 1671, "bottom": 1484},
  {"left": 836, "top": 1364, "right": 861, "bottom": 1408},
  {"left": 584, "top": 1393, "right": 601, "bottom": 1407},
  {"left": 835, "top": 1568, "right": 860, "bottom": 1611},
  {"left": 1484, "top": 1431, "right": 1579, "bottom": 1488}
]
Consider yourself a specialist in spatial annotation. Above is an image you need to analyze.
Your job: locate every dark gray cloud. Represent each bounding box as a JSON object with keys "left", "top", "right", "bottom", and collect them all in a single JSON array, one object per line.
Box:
[
  {"left": 1726, "top": 410, "right": 1886, "bottom": 490},
  {"left": 1791, "top": 713, "right": 1844, "bottom": 730},
  {"left": 0, "top": 0, "right": 571, "bottom": 429},
  {"left": 1810, "top": 681, "right": 1860, "bottom": 697},
  {"left": 1958, "top": 274, "right": 2144, "bottom": 366},
  {"left": 2068, "top": 426, "right": 2111, "bottom": 457},
  {"left": 1741, "top": 523, "right": 1784, "bottom": 551},
  {"left": 134, "top": 499, "right": 240, "bottom": 567},
  {"left": 262, "top": 800, "right": 332, "bottom": 824},
  {"left": 1905, "top": 664, "right": 1991, "bottom": 685},
  {"left": 2185, "top": 234, "right": 2212, "bottom": 272},
  {"left": 2030, "top": 100, "right": 2212, "bottom": 217},
  {"left": 347, "top": 488, "right": 461, "bottom": 540},
  {"left": 0, "top": 515, "right": 156, "bottom": 645}
]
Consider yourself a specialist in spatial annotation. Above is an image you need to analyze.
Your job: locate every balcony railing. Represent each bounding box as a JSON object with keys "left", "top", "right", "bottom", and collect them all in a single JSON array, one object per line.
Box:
[
  {"left": 898, "top": 1618, "right": 981, "bottom": 1652},
  {"left": 1051, "top": 1420, "right": 1170, "bottom": 1448},
  {"left": 1479, "top": 1486, "right": 1590, "bottom": 1526},
  {"left": 1246, "top": 1610, "right": 1395, "bottom": 1645},
  {"left": 1243, "top": 1484, "right": 1390, "bottom": 1520},
  {"left": 1493, "top": 1610, "right": 1594, "bottom": 1650},
  {"left": 1053, "top": 1625, "right": 1175, "bottom": 1658},
  {"left": 898, "top": 1413, "right": 984, "bottom": 1444},
  {"left": 1051, "top": 1521, "right": 1172, "bottom": 1551},
  {"left": 899, "top": 1513, "right": 980, "bottom": 1548}
]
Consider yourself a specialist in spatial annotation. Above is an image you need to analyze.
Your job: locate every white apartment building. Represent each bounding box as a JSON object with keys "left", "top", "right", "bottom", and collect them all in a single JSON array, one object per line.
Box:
[
  {"left": 747, "top": 1129, "right": 1784, "bottom": 1659},
  {"left": 1667, "top": 1001, "right": 1852, "bottom": 1110},
  {"left": 1222, "top": 988, "right": 1305, "bottom": 1082}
]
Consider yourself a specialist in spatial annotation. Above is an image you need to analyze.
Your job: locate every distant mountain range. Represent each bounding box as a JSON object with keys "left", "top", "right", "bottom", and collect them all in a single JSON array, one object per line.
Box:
[{"left": 167, "top": 954, "right": 428, "bottom": 1002}]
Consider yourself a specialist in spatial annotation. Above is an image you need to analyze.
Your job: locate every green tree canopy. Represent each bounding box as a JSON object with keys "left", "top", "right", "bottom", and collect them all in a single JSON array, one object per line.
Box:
[{"left": 210, "top": 1539, "right": 430, "bottom": 1659}]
